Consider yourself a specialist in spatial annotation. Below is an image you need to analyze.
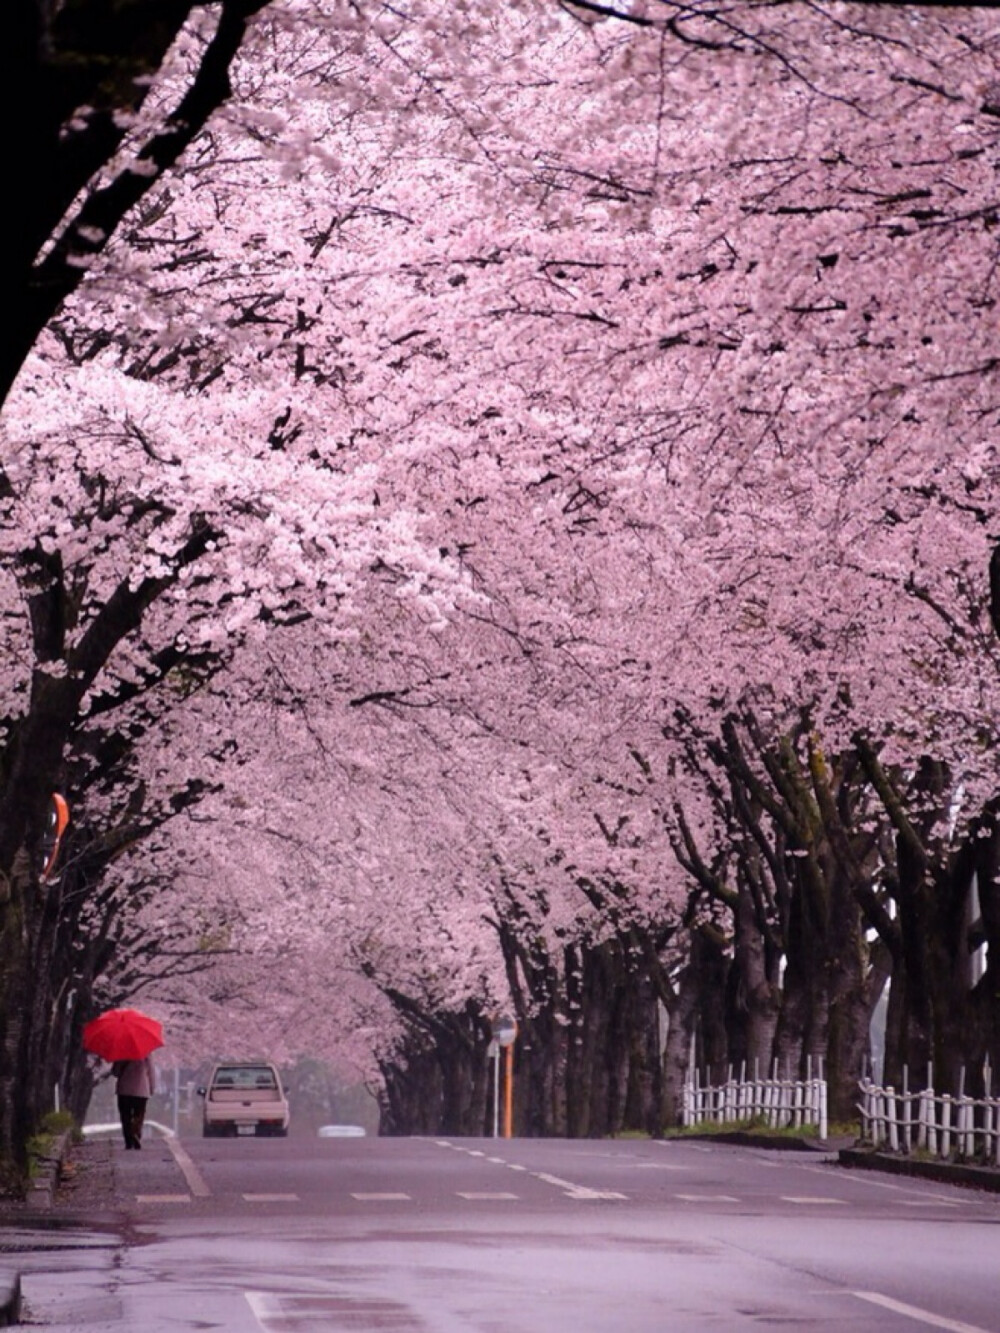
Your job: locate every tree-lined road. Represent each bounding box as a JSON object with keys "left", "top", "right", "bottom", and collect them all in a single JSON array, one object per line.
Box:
[{"left": 15, "top": 1136, "right": 1000, "bottom": 1331}]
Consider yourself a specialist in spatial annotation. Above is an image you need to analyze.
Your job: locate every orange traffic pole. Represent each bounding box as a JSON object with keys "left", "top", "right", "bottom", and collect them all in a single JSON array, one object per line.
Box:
[{"left": 503, "top": 1042, "right": 514, "bottom": 1138}]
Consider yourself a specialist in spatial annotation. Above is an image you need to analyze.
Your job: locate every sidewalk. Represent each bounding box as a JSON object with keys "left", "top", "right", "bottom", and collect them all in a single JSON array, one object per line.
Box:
[{"left": 0, "top": 1130, "right": 178, "bottom": 1326}]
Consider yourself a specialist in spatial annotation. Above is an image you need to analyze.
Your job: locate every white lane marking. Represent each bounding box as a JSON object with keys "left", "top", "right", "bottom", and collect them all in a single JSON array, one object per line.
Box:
[
  {"left": 135, "top": 1193, "right": 191, "bottom": 1203},
  {"left": 853, "top": 1291, "right": 992, "bottom": 1332},
  {"left": 434, "top": 1140, "right": 625, "bottom": 1198},
  {"left": 457, "top": 1192, "right": 519, "bottom": 1200},
  {"left": 532, "top": 1170, "right": 626, "bottom": 1200},
  {"left": 245, "top": 1291, "right": 274, "bottom": 1329},
  {"left": 676, "top": 1194, "right": 739, "bottom": 1202},
  {"left": 351, "top": 1192, "right": 411, "bottom": 1201},
  {"left": 781, "top": 1196, "right": 846, "bottom": 1205},
  {"left": 902, "top": 1200, "right": 958, "bottom": 1208},
  {"left": 166, "top": 1135, "right": 211, "bottom": 1198},
  {"left": 243, "top": 1193, "right": 299, "bottom": 1202},
  {"left": 804, "top": 1169, "right": 973, "bottom": 1205}
]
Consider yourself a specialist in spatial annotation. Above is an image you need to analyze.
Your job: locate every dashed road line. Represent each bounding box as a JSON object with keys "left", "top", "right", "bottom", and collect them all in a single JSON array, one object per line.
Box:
[
  {"left": 243, "top": 1193, "right": 299, "bottom": 1202},
  {"left": 437, "top": 1142, "right": 626, "bottom": 1199},
  {"left": 135, "top": 1193, "right": 191, "bottom": 1203},
  {"left": 457, "top": 1192, "right": 519, "bottom": 1200},
  {"left": 781, "top": 1196, "right": 846, "bottom": 1205},
  {"left": 350, "top": 1192, "right": 411, "bottom": 1201}
]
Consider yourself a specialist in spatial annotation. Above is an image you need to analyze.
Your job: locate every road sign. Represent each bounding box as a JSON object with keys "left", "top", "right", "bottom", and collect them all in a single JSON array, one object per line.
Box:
[{"left": 492, "top": 1015, "right": 517, "bottom": 1047}]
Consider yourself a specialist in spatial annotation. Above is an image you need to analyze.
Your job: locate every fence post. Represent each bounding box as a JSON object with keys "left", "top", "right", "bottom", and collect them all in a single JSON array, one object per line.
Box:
[
  {"left": 940, "top": 1094, "right": 952, "bottom": 1159},
  {"left": 818, "top": 1077, "right": 827, "bottom": 1141},
  {"left": 886, "top": 1087, "right": 898, "bottom": 1152},
  {"left": 859, "top": 1078, "right": 871, "bottom": 1143},
  {"left": 957, "top": 1068, "right": 970, "bottom": 1159},
  {"left": 919, "top": 1087, "right": 933, "bottom": 1154}
]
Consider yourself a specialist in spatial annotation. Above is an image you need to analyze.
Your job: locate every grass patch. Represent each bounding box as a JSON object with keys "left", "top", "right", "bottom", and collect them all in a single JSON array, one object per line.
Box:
[
  {"left": 663, "top": 1115, "right": 824, "bottom": 1140},
  {"left": 25, "top": 1111, "right": 80, "bottom": 1181},
  {"left": 827, "top": 1120, "right": 860, "bottom": 1139},
  {"left": 38, "top": 1109, "right": 79, "bottom": 1140}
]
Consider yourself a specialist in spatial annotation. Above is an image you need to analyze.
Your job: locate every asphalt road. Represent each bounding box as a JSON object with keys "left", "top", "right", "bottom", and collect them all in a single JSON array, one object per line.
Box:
[{"left": 9, "top": 1131, "right": 1000, "bottom": 1331}]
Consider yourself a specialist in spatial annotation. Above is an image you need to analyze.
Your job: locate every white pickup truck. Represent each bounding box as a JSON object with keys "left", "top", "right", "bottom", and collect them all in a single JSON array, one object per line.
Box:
[{"left": 198, "top": 1061, "right": 290, "bottom": 1138}]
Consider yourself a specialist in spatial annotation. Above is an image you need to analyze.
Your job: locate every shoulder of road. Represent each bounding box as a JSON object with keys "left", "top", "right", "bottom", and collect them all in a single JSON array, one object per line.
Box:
[{"left": 1, "top": 1128, "right": 998, "bottom": 1325}]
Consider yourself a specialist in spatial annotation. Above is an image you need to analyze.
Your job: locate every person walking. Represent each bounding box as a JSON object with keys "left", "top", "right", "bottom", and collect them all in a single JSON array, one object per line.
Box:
[{"left": 112, "top": 1055, "right": 156, "bottom": 1149}]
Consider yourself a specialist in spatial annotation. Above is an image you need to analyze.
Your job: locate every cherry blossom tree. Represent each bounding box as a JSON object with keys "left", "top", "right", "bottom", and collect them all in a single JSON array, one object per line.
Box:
[{"left": 5, "top": 0, "right": 1000, "bottom": 1158}]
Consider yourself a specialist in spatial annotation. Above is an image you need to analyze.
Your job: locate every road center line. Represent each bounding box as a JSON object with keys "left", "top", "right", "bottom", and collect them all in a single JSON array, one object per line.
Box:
[
  {"left": 435, "top": 1141, "right": 625, "bottom": 1198},
  {"left": 852, "top": 1291, "right": 991, "bottom": 1332},
  {"left": 165, "top": 1136, "right": 210, "bottom": 1198}
]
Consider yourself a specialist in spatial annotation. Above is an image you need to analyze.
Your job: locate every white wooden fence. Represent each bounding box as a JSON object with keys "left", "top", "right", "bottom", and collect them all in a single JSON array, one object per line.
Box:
[
  {"left": 859, "top": 1066, "right": 1000, "bottom": 1164},
  {"left": 683, "top": 1066, "right": 828, "bottom": 1141}
]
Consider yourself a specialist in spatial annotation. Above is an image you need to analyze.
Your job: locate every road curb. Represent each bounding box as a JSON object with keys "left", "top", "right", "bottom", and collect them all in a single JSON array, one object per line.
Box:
[
  {"left": 839, "top": 1147, "right": 1000, "bottom": 1193},
  {"left": 27, "top": 1129, "right": 74, "bottom": 1210},
  {"left": 0, "top": 1270, "right": 20, "bottom": 1327},
  {"left": 0, "top": 1129, "right": 74, "bottom": 1325},
  {"left": 664, "top": 1130, "right": 844, "bottom": 1153}
]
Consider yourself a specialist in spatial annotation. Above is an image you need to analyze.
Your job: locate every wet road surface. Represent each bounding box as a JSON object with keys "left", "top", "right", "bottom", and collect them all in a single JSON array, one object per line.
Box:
[{"left": 8, "top": 1133, "right": 1000, "bottom": 1331}]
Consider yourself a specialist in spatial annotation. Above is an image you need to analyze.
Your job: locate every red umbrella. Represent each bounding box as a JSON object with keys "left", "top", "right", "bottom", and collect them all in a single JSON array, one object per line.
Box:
[{"left": 82, "top": 1008, "right": 164, "bottom": 1062}]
